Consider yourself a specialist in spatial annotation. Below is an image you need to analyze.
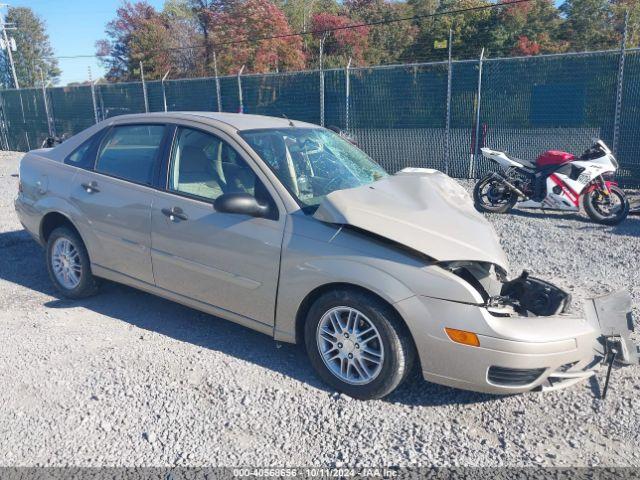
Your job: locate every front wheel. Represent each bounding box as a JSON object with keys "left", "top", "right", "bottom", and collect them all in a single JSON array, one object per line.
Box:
[
  {"left": 583, "top": 185, "right": 629, "bottom": 225},
  {"left": 473, "top": 174, "right": 518, "bottom": 214},
  {"left": 304, "top": 289, "right": 415, "bottom": 400}
]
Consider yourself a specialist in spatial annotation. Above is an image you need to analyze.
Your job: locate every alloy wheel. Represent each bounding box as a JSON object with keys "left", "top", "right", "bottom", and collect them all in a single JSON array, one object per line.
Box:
[
  {"left": 51, "top": 237, "right": 82, "bottom": 289},
  {"left": 316, "top": 306, "right": 384, "bottom": 385}
]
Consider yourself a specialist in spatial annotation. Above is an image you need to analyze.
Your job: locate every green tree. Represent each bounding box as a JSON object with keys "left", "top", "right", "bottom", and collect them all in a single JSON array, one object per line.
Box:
[
  {"left": 560, "top": 0, "right": 617, "bottom": 51},
  {"left": 403, "top": 0, "right": 495, "bottom": 62},
  {"left": 346, "top": 0, "right": 418, "bottom": 65},
  {"left": 0, "top": 7, "right": 60, "bottom": 88},
  {"left": 612, "top": 0, "right": 640, "bottom": 47}
]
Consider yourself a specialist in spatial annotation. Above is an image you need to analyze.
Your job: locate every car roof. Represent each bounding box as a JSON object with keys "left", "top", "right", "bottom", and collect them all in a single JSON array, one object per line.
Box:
[{"left": 109, "top": 112, "right": 319, "bottom": 131}]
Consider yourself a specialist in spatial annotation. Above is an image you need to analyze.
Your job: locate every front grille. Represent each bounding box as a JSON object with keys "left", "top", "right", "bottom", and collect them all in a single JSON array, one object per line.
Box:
[{"left": 487, "top": 366, "right": 546, "bottom": 387}]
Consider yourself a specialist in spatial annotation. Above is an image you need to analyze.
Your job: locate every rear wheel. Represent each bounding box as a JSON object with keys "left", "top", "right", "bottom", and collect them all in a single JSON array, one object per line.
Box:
[
  {"left": 583, "top": 185, "right": 629, "bottom": 225},
  {"left": 304, "top": 289, "right": 415, "bottom": 400},
  {"left": 473, "top": 174, "right": 518, "bottom": 214},
  {"left": 46, "top": 227, "right": 100, "bottom": 298}
]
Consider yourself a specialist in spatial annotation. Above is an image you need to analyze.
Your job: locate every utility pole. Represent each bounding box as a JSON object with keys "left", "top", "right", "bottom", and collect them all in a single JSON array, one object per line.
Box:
[{"left": 0, "top": 3, "right": 19, "bottom": 89}]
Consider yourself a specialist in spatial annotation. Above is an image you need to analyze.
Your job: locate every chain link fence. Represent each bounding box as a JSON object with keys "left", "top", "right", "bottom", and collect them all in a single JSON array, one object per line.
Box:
[{"left": 1, "top": 48, "right": 639, "bottom": 186}]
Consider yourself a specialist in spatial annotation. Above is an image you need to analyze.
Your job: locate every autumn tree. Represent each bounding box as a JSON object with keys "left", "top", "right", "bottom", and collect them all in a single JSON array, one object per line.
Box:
[
  {"left": 205, "top": 0, "right": 306, "bottom": 74},
  {"left": 164, "top": 0, "right": 206, "bottom": 77},
  {"left": 0, "top": 7, "right": 60, "bottom": 88},
  {"left": 96, "top": 1, "right": 173, "bottom": 81},
  {"left": 309, "top": 12, "right": 369, "bottom": 67},
  {"left": 187, "top": 0, "right": 224, "bottom": 74}
]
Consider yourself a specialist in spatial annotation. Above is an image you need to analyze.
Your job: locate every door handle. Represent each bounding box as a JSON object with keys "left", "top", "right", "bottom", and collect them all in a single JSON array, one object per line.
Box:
[
  {"left": 81, "top": 181, "right": 100, "bottom": 194},
  {"left": 161, "top": 206, "right": 188, "bottom": 221}
]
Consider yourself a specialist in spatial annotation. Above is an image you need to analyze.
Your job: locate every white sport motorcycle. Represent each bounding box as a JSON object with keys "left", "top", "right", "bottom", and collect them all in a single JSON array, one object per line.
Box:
[{"left": 474, "top": 140, "right": 629, "bottom": 225}]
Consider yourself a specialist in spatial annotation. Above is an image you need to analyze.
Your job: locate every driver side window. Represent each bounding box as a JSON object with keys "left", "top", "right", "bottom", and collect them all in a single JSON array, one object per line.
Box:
[{"left": 169, "top": 127, "right": 258, "bottom": 201}]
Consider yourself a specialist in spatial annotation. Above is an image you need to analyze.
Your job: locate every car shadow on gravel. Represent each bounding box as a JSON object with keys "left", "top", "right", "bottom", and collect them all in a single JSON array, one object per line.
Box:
[{"left": 1, "top": 229, "right": 494, "bottom": 407}]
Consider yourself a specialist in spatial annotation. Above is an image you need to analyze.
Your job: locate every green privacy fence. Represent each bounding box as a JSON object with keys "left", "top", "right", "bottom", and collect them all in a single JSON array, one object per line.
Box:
[{"left": 1, "top": 48, "right": 639, "bottom": 186}]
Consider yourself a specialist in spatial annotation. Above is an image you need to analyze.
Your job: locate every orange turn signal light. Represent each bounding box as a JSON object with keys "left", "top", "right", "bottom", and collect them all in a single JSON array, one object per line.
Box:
[{"left": 445, "top": 328, "right": 480, "bottom": 347}]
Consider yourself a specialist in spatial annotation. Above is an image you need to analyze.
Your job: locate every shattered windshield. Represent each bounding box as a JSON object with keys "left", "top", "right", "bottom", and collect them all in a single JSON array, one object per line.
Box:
[{"left": 240, "top": 128, "right": 387, "bottom": 209}]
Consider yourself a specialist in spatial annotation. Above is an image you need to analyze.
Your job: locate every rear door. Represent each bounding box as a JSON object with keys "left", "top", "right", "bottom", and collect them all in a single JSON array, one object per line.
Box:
[
  {"left": 70, "top": 124, "right": 168, "bottom": 284},
  {"left": 150, "top": 125, "right": 285, "bottom": 327}
]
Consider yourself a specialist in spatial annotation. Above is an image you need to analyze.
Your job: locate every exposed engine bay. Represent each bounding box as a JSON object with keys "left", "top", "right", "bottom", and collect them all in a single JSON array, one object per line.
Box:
[{"left": 441, "top": 261, "right": 571, "bottom": 317}]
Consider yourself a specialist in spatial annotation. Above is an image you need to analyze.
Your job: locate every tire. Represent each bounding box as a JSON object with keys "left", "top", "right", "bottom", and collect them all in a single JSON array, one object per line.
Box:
[
  {"left": 46, "top": 227, "right": 100, "bottom": 299},
  {"left": 304, "top": 289, "right": 415, "bottom": 400},
  {"left": 583, "top": 185, "right": 629, "bottom": 225},
  {"left": 473, "top": 174, "right": 518, "bottom": 214}
]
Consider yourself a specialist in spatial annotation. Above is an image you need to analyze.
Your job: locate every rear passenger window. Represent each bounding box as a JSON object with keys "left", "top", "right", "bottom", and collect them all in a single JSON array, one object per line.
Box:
[{"left": 96, "top": 125, "right": 165, "bottom": 185}]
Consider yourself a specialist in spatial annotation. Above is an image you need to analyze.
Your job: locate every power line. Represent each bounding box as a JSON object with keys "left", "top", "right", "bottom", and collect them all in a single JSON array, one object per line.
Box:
[{"left": 48, "top": 0, "right": 534, "bottom": 60}]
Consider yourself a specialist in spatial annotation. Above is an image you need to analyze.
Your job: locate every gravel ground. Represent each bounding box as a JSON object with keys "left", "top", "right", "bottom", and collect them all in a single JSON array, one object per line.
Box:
[{"left": 0, "top": 150, "right": 639, "bottom": 467}]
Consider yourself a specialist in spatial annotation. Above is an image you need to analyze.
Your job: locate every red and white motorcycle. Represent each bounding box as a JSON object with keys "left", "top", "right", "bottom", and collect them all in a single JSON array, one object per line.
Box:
[{"left": 474, "top": 140, "right": 629, "bottom": 225}]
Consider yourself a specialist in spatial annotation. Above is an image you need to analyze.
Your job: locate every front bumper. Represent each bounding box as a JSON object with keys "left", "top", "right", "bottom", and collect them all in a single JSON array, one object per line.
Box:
[{"left": 394, "top": 291, "right": 637, "bottom": 395}]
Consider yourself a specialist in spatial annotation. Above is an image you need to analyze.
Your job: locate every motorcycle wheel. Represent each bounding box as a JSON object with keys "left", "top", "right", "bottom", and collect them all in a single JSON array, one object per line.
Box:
[
  {"left": 583, "top": 185, "right": 629, "bottom": 225},
  {"left": 473, "top": 175, "right": 518, "bottom": 214}
]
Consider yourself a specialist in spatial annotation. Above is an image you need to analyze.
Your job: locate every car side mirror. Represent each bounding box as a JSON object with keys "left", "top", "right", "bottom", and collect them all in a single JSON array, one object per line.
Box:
[{"left": 214, "top": 192, "right": 270, "bottom": 218}]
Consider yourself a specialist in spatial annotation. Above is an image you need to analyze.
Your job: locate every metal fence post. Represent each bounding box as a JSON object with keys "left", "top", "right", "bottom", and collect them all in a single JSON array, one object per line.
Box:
[
  {"left": 237, "top": 65, "right": 245, "bottom": 113},
  {"left": 470, "top": 48, "right": 485, "bottom": 179},
  {"left": 213, "top": 50, "right": 222, "bottom": 112},
  {"left": 38, "top": 67, "right": 54, "bottom": 138},
  {"left": 140, "top": 61, "right": 149, "bottom": 113},
  {"left": 444, "top": 28, "right": 453, "bottom": 175},
  {"left": 161, "top": 69, "right": 171, "bottom": 112},
  {"left": 319, "top": 33, "right": 328, "bottom": 127},
  {"left": 0, "top": 93, "right": 10, "bottom": 150},
  {"left": 612, "top": 11, "right": 629, "bottom": 155},
  {"left": 345, "top": 57, "right": 352, "bottom": 132},
  {"left": 88, "top": 67, "right": 99, "bottom": 124}
]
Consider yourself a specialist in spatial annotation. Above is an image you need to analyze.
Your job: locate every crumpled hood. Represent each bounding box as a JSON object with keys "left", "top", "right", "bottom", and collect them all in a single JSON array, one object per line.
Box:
[{"left": 314, "top": 168, "right": 509, "bottom": 272}]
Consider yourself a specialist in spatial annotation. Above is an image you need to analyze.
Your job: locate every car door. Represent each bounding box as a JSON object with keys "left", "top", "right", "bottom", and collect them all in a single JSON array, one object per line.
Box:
[
  {"left": 70, "top": 123, "right": 168, "bottom": 285},
  {"left": 150, "top": 125, "right": 286, "bottom": 327}
]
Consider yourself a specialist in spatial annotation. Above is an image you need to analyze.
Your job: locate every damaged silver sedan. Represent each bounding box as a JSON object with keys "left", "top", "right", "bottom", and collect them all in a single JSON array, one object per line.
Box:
[{"left": 15, "top": 112, "right": 638, "bottom": 399}]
